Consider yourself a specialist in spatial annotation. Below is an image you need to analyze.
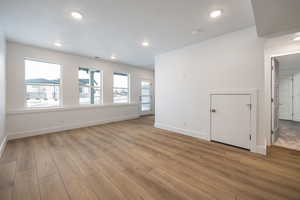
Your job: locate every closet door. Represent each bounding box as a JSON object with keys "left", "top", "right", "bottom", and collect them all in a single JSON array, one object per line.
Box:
[{"left": 211, "top": 94, "right": 251, "bottom": 150}]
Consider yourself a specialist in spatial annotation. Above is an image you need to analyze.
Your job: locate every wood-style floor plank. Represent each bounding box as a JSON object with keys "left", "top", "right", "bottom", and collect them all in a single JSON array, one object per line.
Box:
[
  {"left": 46, "top": 133, "right": 99, "bottom": 200},
  {"left": 39, "top": 174, "right": 70, "bottom": 200},
  {"left": 16, "top": 138, "right": 36, "bottom": 172},
  {"left": 12, "top": 169, "right": 40, "bottom": 200},
  {"left": 32, "top": 136, "right": 58, "bottom": 180},
  {"left": 0, "top": 116, "right": 300, "bottom": 200},
  {"left": 0, "top": 161, "right": 16, "bottom": 200}
]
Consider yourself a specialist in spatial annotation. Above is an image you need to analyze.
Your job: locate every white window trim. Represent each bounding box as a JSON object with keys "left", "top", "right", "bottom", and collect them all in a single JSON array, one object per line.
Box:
[
  {"left": 7, "top": 103, "right": 139, "bottom": 115},
  {"left": 113, "top": 72, "right": 130, "bottom": 104},
  {"left": 24, "top": 58, "right": 63, "bottom": 109}
]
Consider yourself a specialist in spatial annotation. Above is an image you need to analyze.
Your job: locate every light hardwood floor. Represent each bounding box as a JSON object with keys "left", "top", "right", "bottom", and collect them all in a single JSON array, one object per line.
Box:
[{"left": 0, "top": 116, "right": 300, "bottom": 200}]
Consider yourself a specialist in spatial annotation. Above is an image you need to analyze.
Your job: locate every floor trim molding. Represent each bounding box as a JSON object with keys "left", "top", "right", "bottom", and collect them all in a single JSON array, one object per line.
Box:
[
  {"left": 0, "top": 136, "right": 7, "bottom": 158},
  {"left": 155, "top": 122, "right": 267, "bottom": 155},
  {"left": 7, "top": 114, "right": 140, "bottom": 140},
  {"left": 154, "top": 122, "right": 209, "bottom": 141}
]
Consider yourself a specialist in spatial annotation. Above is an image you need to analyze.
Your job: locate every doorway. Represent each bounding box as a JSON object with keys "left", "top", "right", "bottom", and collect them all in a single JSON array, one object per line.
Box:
[
  {"left": 271, "top": 53, "right": 300, "bottom": 151},
  {"left": 138, "top": 79, "right": 153, "bottom": 116}
]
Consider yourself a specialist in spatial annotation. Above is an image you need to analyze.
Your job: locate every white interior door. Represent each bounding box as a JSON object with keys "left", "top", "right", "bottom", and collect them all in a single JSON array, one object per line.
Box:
[
  {"left": 211, "top": 94, "right": 251, "bottom": 149},
  {"left": 139, "top": 80, "right": 153, "bottom": 115},
  {"left": 293, "top": 72, "right": 300, "bottom": 121},
  {"left": 279, "top": 76, "right": 293, "bottom": 120},
  {"left": 271, "top": 57, "right": 280, "bottom": 143}
]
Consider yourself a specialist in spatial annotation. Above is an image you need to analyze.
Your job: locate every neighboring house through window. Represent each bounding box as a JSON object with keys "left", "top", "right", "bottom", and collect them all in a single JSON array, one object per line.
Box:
[
  {"left": 25, "top": 59, "right": 61, "bottom": 108},
  {"left": 79, "top": 67, "right": 102, "bottom": 104}
]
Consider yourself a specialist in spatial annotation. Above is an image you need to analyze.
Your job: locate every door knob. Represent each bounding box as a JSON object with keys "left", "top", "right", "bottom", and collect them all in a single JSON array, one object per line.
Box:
[{"left": 211, "top": 109, "right": 216, "bottom": 113}]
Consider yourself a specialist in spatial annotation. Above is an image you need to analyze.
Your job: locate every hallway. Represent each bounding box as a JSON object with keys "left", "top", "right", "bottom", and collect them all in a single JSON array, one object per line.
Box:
[{"left": 274, "top": 120, "right": 300, "bottom": 151}]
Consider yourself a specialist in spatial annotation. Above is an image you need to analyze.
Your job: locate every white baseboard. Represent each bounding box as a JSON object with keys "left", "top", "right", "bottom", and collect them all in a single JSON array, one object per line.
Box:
[
  {"left": 255, "top": 145, "right": 267, "bottom": 155},
  {"left": 154, "top": 122, "right": 209, "bottom": 141},
  {"left": 7, "top": 114, "right": 140, "bottom": 140},
  {"left": 0, "top": 136, "right": 7, "bottom": 158},
  {"left": 155, "top": 122, "right": 267, "bottom": 155}
]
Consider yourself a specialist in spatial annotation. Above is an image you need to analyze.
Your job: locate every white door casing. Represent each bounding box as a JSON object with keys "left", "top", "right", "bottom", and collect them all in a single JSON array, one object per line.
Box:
[
  {"left": 271, "top": 58, "right": 281, "bottom": 143},
  {"left": 210, "top": 94, "right": 251, "bottom": 150},
  {"left": 271, "top": 58, "right": 280, "bottom": 142}
]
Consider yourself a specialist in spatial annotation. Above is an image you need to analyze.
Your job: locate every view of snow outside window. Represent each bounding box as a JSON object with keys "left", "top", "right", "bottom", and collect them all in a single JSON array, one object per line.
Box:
[
  {"left": 113, "top": 73, "right": 129, "bottom": 103},
  {"left": 79, "top": 68, "right": 102, "bottom": 105},
  {"left": 25, "top": 59, "right": 61, "bottom": 108}
]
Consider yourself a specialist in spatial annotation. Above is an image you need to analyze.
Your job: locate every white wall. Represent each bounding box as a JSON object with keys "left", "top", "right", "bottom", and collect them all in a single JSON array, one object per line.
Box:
[
  {"left": 155, "top": 27, "right": 266, "bottom": 153},
  {"left": 278, "top": 67, "right": 300, "bottom": 121},
  {"left": 278, "top": 75, "right": 293, "bottom": 120},
  {"left": 0, "top": 29, "right": 6, "bottom": 151},
  {"left": 6, "top": 41, "right": 154, "bottom": 139},
  {"left": 293, "top": 71, "right": 300, "bottom": 121}
]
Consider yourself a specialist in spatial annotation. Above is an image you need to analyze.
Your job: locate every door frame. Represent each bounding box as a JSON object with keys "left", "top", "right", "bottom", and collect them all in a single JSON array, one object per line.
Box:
[
  {"left": 271, "top": 57, "right": 280, "bottom": 143},
  {"left": 264, "top": 37, "right": 300, "bottom": 147},
  {"left": 137, "top": 78, "right": 154, "bottom": 116},
  {"left": 209, "top": 89, "right": 258, "bottom": 153},
  {"left": 270, "top": 54, "right": 300, "bottom": 145}
]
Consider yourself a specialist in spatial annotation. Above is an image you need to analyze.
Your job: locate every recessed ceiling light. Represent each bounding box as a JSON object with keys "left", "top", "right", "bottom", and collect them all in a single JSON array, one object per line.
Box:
[
  {"left": 54, "top": 42, "right": 62, "bottom": 47},
  {"left": 210, "top": 10, "right": 222, "bottom": 18},
  {"left": 111, "top": 55, "right": 116, "bottom": 60},
  {"left": 293, "top": 36, "right": 300, "bottom": 41},
  {"left": 71, "top": 11, "right": 83, "bottom": 20},
  {"left": 142, "top": 41, "right": 149, "bottom": 47}
]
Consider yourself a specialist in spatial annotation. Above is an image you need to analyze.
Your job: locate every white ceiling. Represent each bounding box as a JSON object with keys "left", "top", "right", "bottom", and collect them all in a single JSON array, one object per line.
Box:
[
  {"left": 0, "top": 0, "right": 255, "bottom": 69},
  {"left": 278, "top": 53, "right": 300, "bottom": 71},
  {"left": 251, "top": 0, "right": 300, "bottom": 37}
]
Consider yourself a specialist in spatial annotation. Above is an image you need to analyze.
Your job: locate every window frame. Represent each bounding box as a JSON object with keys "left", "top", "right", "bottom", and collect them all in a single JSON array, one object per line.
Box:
[
  {"left": 113, "top": 72, "right": 130, "bottom": 104},
  {"left": 79, "top": 67, "right": 103, "bottom": 105},
  {"left": 140, "top": 80, "right": 152, "bottom": 112},
  {"left": 24, "top": 58, "right": 63, "bottom": 109}
]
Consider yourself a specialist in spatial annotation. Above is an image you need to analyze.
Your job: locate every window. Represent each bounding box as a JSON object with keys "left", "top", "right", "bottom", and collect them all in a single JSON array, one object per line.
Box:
[
  {"left": 141, "top": 81, "right": 152, "bottom": 111},
  {"left": 79, "top": 67, "right": 102, "bottom": 104},
  {"left": 113, "top": 72, "right": 129, "bottom": 103},
  {"left": 25, "top": 59, "right": 61, "bottom": 108}
]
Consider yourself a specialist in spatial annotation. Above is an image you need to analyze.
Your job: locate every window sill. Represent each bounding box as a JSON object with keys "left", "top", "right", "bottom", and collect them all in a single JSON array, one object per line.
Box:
[{"left": 7, "top": 103, "right": 138, "bottom": 115}]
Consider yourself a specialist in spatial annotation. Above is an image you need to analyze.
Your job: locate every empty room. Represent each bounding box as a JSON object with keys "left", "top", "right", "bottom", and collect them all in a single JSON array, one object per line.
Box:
[{"left": 0, "top": 0, "right": 300, "bottom": 200}]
